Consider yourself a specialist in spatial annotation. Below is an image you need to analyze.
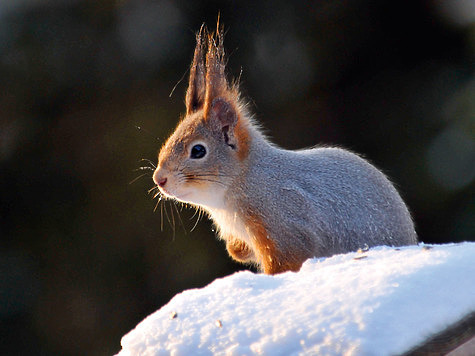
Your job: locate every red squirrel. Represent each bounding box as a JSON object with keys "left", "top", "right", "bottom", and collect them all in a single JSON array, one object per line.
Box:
[{"left": 152, "top": 26, "right": 417, "bottom": 275}]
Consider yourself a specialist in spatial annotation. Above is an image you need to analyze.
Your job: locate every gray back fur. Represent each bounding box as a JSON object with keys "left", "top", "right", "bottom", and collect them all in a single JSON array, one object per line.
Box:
[{"left": 229, "top": 125, "right": 417, "bottom": 260}]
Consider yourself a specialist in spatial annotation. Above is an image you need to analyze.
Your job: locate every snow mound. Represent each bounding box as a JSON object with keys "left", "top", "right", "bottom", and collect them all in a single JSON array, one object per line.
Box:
[{"left": 117, "top": 243, "right": 475, "bottom": 356}]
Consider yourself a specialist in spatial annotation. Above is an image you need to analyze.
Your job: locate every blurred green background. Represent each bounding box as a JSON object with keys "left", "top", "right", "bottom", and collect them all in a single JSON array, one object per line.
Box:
[{"left": 1, "top": 0, "right": 474, "bottom": 355}]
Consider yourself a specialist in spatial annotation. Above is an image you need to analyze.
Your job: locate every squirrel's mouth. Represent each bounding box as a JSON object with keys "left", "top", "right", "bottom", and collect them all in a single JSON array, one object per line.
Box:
[
  {"left": 157, "top": 185, "right": 191, "bottom": 203},
  {"left": 157, "top": 185, "right": 174, "bottom": 198}
]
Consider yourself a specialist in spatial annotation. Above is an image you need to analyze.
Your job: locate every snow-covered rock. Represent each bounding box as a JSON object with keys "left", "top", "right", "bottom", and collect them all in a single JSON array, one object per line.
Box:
[{"left": 117, "top": 243, "right": 475, "bottom": 355}]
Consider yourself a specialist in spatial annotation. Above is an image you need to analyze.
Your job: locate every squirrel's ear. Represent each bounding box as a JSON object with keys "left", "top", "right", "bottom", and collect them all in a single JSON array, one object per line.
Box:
[
  {"left": 202, "top": 25, "right": 247, "bottom": 153},
  {"left": 208, "top": 97, "right": 238, "bottom": 128},
  {"left": 185, "top": 26, "right": 206, "bottom": 115},
  {"left": 209, "top": 97, "right": 240, "bottom": 150}
]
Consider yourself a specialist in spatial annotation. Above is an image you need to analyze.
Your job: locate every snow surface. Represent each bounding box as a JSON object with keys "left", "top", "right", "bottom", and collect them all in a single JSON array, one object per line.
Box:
[{"left": 117, "top": 243, "right": 475, "bottom": 356}]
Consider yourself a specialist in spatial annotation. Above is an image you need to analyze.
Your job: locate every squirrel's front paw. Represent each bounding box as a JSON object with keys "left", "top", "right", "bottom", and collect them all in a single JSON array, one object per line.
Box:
[{"left": 226, "top": 239, "right": 255, "bottom": 263}]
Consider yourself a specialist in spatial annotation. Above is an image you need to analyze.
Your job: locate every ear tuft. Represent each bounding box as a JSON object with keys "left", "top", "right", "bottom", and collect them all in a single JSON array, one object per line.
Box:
[
  {"left": 203, "top": 25, "right": 228, "bottom": 119},
  {"left": 185, "top": 22, "right": 242, "bottom": 128},
  {"left": 185, "top": 25, "right": 206, "bottom": 115}
]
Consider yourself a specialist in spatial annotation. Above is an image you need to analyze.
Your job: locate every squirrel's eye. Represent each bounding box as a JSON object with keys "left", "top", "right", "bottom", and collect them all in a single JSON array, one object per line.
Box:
[{"left": 190, "top": 144, "right": 206, "bottom": 159}]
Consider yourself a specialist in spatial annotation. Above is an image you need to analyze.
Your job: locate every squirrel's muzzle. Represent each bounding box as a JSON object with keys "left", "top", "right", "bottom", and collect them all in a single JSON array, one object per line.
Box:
[{"left": 153, "top": 168, "right": 168, "bottom": 188}]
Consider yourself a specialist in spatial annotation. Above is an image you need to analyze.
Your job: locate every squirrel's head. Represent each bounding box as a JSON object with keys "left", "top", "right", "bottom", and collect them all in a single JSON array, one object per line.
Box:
[{"left": 153, "top": 26, "right": 250, "bottom": 209}]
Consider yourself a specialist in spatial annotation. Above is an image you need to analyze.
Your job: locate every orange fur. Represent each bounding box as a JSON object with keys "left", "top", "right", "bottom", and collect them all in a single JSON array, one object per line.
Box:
[
  {"left": 245, "top": 210, "right": 302, "bottom": 274},
  {"left": 226, "top": 239, "right": 254, "bottom": 262},
  {"left": 234, "top": 114, "right": 251, "bottom": 161}
]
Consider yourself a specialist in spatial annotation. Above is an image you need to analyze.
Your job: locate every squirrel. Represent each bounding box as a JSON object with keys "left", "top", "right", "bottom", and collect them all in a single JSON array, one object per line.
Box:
[{"left": 152, "top": 26, "right": 418, "bottom": 275}]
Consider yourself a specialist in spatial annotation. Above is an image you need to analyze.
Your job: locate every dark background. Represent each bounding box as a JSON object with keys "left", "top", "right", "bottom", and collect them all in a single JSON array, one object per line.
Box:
[{"left": 1, "top": 0, "right": 474, "bottom": 355}]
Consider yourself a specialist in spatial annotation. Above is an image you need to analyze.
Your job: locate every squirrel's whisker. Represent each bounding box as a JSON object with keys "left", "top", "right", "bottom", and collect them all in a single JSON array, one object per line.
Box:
[
  {"left": 169, "top": 201, "right": 176, "bottom": 240},
  {"left": 129, "top": 172, "right": 152, "bottom": 185},
  {"left": 153, "top": 195, "right": 162, "bottom": 213},
  {"left": 190, "top": 208, "right": 203, "bottom": 232},
  {"left": 183, "top": 177, "right": 227, "bottom": 186},
  {"left": 148, "top": 186, "right": 159, "bottom": 194},
  {"left": 187, "top": 173, "right": 235, "bottom": 178},
  {"left": 134, "top": 166, "right": 155, "bottom": 172},
  {"left": 190, "top": 207, "right": 200, "bottom": 220},
  {"left": 173, "top": 203, "right": 187, "bottom": 234},
  {"left": 162, "top": 199, "right": 172, "bottom": 230},
  {"left": 139, "top": 158, "right": 157, "bottom": 169},
  {"left": 197, "top": 179, "right": 226, "bottom": 186},
  {"left": 160, "top": 202, "right": 164, "bottom": 232}
]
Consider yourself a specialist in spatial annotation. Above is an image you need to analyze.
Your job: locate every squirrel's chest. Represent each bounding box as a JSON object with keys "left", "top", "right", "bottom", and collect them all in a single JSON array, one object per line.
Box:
[{"left": 208, "top": 208, "right": 252, "bottom": 244}]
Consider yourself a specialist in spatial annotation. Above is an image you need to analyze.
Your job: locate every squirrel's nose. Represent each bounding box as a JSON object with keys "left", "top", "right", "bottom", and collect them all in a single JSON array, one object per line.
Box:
[
  {"left": 153, "top": 169, "right": 168, "bottom": 187},
  {"left": 157, "top": 177, "right": 167, "bottom": 187}
]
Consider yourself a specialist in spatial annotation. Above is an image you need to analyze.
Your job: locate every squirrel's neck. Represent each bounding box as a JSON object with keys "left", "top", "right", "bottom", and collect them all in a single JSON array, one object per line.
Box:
[
  {"left": 206, "top": 120, "right": 278, "bottom": 243},
  {"left": 241, "top": 118, "right": 276, "bottom": 165}
]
